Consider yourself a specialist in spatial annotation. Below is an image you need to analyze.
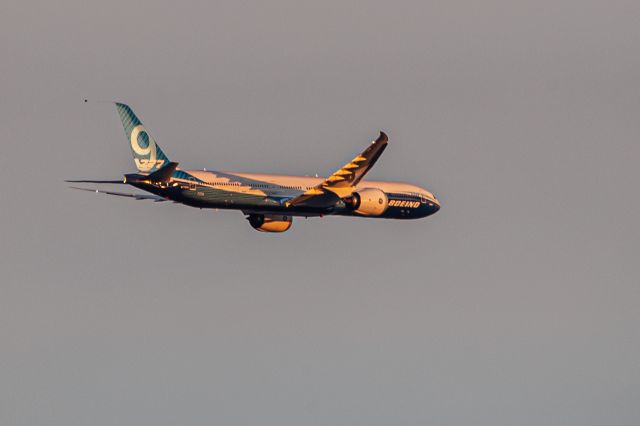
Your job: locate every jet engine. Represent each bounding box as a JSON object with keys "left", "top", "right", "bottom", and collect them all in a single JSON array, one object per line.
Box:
[
  {"left": 247, "top": 214, "right": 293, "bottom": 233},
  {"left": 344, "top": 188, "right": 389, "bottom": 216}
]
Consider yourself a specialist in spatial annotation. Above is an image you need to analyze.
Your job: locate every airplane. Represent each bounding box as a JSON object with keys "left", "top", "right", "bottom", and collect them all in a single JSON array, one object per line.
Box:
[{"left": 67, "top": 103, "right": 440, "bottom": 232}]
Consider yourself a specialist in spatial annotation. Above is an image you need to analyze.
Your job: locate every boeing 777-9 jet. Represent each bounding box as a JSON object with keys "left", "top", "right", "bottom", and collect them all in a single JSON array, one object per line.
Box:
[{"left": 68, "top": 103, "right": 440, "bottom": 232}]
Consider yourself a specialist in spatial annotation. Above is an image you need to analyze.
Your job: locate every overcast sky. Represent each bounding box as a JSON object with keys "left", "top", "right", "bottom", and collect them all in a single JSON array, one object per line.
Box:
[{"left": 1, "top": 1, "right": 639, "bottom": 425}]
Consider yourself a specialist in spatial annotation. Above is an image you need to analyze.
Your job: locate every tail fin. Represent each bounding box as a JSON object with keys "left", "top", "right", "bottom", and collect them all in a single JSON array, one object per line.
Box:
[{"left": 115, "top": 103, "right": 170, "bottom": 173}]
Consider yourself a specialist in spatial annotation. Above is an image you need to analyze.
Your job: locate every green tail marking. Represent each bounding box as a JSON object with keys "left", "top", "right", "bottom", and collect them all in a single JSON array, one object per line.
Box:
[{"left": 115, "top": 103, "right": 170, "bottom": 173}]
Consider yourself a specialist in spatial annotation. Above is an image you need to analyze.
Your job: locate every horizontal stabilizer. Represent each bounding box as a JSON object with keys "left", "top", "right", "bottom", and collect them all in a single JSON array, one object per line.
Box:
[
  {"left": 69, "top": 186, "right": 168, "bottom": 202},
  {"left": 65, "top": 179, "right": 125, "bottom": 184}
]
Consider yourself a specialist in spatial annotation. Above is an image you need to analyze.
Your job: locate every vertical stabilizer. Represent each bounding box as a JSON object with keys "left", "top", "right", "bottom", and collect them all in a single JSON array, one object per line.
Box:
[{"left": 115, "top": 103, "right": 170, "bottom": 173}]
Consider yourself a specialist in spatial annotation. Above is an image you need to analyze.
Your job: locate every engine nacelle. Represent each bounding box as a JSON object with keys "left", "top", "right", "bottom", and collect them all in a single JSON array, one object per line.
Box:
[
  {"left": 247, "top": 214, "right": 293, "bottom": 233},
  {"left": 345, "top": 188, "right": 389, "bottom": 216}
]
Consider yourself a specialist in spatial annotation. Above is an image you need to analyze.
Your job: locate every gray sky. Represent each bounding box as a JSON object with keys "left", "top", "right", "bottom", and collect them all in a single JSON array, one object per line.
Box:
[{"left": 1, "top": 1, "right": 639, "bottom": 425}]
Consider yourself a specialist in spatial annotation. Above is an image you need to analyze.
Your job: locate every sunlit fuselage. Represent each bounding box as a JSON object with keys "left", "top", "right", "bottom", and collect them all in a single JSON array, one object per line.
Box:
[{"left": 128, "top": 170, "right": 440, "bottom": 219}]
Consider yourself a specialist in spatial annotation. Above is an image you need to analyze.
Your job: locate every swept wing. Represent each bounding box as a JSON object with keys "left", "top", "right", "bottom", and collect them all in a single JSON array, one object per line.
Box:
[{"left": 287, "top": 131, "right": 388, "bottom": 207}]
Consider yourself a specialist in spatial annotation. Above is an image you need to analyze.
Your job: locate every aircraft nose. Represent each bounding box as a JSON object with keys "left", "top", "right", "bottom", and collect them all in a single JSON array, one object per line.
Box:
[
  {"left": 424, "top": 193, "right": 440, "bottom": 215},
  {"left": 431, "top": 199, "right": 441, "bottom": 213},
  {"left": 420, "top": 189, "right": 440, "bottom": 213}
]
